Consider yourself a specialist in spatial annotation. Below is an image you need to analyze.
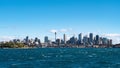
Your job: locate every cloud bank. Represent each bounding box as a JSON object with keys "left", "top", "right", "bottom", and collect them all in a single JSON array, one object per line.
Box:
[
  {"left": 50, "top": 29, "right": 58, "bottom": 33},
  {"left": 104, "top": 34, "right": 120, "bottom": 37},
  {"left": 50, "top": 28, "right": 72, "bottom": 33}
]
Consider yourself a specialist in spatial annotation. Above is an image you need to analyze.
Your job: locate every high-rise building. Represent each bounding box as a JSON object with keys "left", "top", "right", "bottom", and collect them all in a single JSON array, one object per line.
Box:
[
  {"left": 95, "top": 35, "right": 100, "bottom": 45},
  {"left": 78, "top": 33, "right": 82, "bottom": 44},
  {"left": 56, "top": 39, "right": 61, "bottom": 46},
  {"left": 89, "top": 33, "right": 93, "bottom": 43},
  {"left": 99, "top": 37, "right": 103, "bottom": 44},
  {"left": 63, "top": 34, "right": 66, "bottom": 44},
  {"left": 34, "top": 37, "right": 38, "bottom": 42},
  {"left": 102, "top": 38, "right": 108, "bottom": 45},
  {"left": 55, "top": 32, "right": 57, "bottom": 42},
  {"left": 69, "top": 36, "right": 77, "bottom": 45},
  {"left": 25, "top": 36, "right": 29, "bottom": 44},
  {"left": 83, "top": 35, "right": 88, "bottom": 45},
  {"left": 110, "top": 39, "right": 112, "bottom": 45},
  {"left": 107, "top": 39, "right": 112, "bottom": 46},
  {"left": 38, "top": 39, "right": 42, "bottom": 47},
  {"left": 44, "top": 36, "right": 49, "bottom": 43}
]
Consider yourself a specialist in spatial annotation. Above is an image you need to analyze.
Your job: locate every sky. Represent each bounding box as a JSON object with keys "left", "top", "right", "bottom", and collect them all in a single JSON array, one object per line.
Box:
[{"left": 0, "top": 0, "right": 120, "bottom": 44}]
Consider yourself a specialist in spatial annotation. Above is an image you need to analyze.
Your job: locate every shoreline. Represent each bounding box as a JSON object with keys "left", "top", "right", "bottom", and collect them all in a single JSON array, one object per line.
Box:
[{"left": 0, "top": 47, "right": 119, "bottom": 49}]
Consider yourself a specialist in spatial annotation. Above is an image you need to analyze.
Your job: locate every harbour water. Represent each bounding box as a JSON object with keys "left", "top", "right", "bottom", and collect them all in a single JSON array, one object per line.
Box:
[{"left": 0, "top": 48, "right": 120, "bottom": 68}]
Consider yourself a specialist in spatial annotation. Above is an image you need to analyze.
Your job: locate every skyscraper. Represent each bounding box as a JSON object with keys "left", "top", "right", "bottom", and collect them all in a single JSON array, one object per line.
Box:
[
  {"left": 83, "top": 35, "right": 88, "bottom": 46},
  {"left": 102, "top": 38, "right": 108, "bottom": 45},
  {"left": 78, "top": 33, "right": 82, "bottom": 44},
  {"left": 110, "top": 39, "right": 112, "bottom": 45},
  {"left": 69, "top": 36, "right": 77, "bottom": 45},
  {"left": 25, "top": 36, "right": 29, "bottom": 45},
  {"left": 55, "top": 32, "right": 57, "bottom": 42},
  {"left": 63, "top": 34, "right": 66, "bottom": 44},
  {"left": 96, "top": 35, "right": 100, "bottom": 45},
  {"left": 89, "top": 33, "right": 93, "bottom": 45},
  {"left": 56, "top": 39, "right": 61, "bottom": 46},
  {"left": 44, "top": 36, "right": 49, "bottom": 43}
]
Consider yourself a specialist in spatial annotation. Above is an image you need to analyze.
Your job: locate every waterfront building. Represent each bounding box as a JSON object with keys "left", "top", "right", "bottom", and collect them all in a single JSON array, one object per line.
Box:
[
  {"left": 110, "top": 39, "right": 112, "bottom": 45},
  {"left": 13, "top": 39, "right": 21, "bottom": 43},
  {"left": 99, "top": 37, "right": 103, "bottom": 45},
  {"left": 44, "top": 36, "right": 49, "bottom": 43},
  {"left": 34, "top": 37, "right": 38, "bottom": 42},
  {"left": 29, "top": 39, "right": 34, "bottom": 46},
  {"left": 56, "top": 39, "right": 61, "bottom": 46},
  {"left": 107, "top": 39, "right": 112, "bottom": 47},
  {"left": 33, "top": 37, "right": 42, "bottom": 47},
  {"left": 102, "top": 38, "right": 108, "bottom": 45},
  {"left": 61, "top": 39, "right": 64, "bottom": 44},
  {"left": 25, "top": 36, "right": 29, "bottom": 44},
  {"left": 24, "top": 36, "right": 30, "bottom": 46},
  {"left": 38, "top": 39, "right": 42, "bottom": 47},
  {"left": 68, "top": 36, "right": 77, "bottom": 45}
]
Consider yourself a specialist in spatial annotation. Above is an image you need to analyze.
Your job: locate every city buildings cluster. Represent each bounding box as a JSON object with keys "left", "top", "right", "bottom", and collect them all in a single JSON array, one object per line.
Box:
[
  {"left": 9, "top": 36, "right": 42, "bottom": 48},
  {"left": 0, "top": 33, "right": 114, "bottom": 48},
  {"left": 44, "top": 33, "right": 113, "bottom": 48}
]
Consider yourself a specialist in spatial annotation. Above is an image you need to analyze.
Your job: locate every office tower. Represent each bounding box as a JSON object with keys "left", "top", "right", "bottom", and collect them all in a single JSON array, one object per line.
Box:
[
  {"left": 56, "top": 39, "right": 61, "bottom": 46},
  {"left": 26, "top": 36, "right": 28, "bottom": 41},
  {"left": 83, "top": 35, "right": 88, "bottom": 45},
  {"left": 55, "top": 32, "right": 57, "bottom": 42},
  {"left": 25, "top": 36, "right": 29, "bottom": 44},
  {"left": 89, "top": 33, "right": 93, "bottom": 44},
  {"left": 110, "top": 39, "right": 112, "bottom": 45},
  {"left": 44, "top": 36, "right": 49, "bottom": 43},
  {"left": 107, "top": 39, "right": 112, "bottom": 46},
  {"left": 63, "top": 34, "right": 66, "bottom": 44},
  {"left": 38, "top": 39, "right": 42, "bottom": 47},
  {"left": 102, "top": 38, "right": 108, "bottom": 45},
  {"left": 69, "top": 36, "right": 77, "bottom": 44},
  {"left": 99, "top": 37, "right": 103, "bottom": 45},
  {"left": 78, "top": 33, "right": 82, "bottom": 44},
  {"left": 61, "top": 40, "right": 64, "bottom": 44},
  {"left": 95, "top": 35, "right": 100, "bottom": 45},
  {"left": 34, "top": 37, "right": 42, "bottom": 47},
  {"left": 34, "top": 37, "right": 38, "bottom": 42}
]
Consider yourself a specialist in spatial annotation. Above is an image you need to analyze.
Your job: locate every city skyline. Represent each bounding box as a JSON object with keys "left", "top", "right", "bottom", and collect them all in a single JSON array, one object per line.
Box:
[
  {"left": 0, "top": 0, "right": 120, "bottom": 44},
  {"left": 0, "top": 33, "right": 114, "bottom": 45},
  {"left": 0, "top": 33, "right": 113, "bottom": 48}
]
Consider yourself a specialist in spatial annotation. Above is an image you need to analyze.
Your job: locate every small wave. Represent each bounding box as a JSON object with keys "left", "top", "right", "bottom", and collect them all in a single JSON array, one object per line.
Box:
[
  {"left": 88, "top": 55, "right": 93, "bottom": 58},
  {"left": 11, "top": 63, "right": 18, "bottom": 66},
  {"left": 42, "top": 54, "right": 51, "bottom": 58},
  {"left": 28, "top": 57, "right": 34, "bottom": 60}
]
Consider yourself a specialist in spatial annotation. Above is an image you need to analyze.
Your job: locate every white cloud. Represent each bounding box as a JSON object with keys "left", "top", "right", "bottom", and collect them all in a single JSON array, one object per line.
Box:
[
  {"left": 50, "top": 28, "right": 73, "bottom": 33},
  {"left": 0, "top": 36, "right": 15, "bottom": 42},
  {"left": 104, "top": 34, "right": 120, "bottom": 37},
  {"left": 60, "top": 29, "right": 68, "bottom": 32},
  {"left": 49, "top": 29, "right": 58, "bottom": 33}
]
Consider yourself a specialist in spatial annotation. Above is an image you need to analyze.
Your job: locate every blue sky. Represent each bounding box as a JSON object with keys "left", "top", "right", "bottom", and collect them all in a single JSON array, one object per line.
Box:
[{"left": 0, "top": 0, "right": 120, "bottom": 43}]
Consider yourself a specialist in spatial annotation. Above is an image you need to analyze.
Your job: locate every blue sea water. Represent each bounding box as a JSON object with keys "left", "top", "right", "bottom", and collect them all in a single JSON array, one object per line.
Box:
[{"left": 0, "top": 48, "right": 120, "bottom": 68}]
